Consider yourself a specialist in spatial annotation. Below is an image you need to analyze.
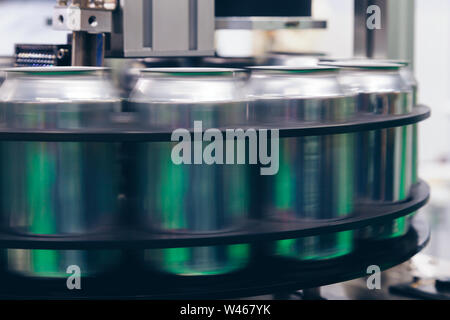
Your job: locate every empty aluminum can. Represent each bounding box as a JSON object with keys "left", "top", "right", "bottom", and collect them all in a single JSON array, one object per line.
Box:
[
  {"left": 248, "top": 66, "right": 357, "bottom": 261},
  {"left": 324, "top": 60, "right": 415, "bottom": 239},
  {"left": 386, "top": 60, "right": 419, "bottom": 184},
  {"left": 0, "top": 67, "right": 122, "bottom": 278},
  {"left": 380, "top": 60, "right": 420, "bottom": 230},
  {"left": 128, "top": 68, "right": 251, "bottom": 276}
]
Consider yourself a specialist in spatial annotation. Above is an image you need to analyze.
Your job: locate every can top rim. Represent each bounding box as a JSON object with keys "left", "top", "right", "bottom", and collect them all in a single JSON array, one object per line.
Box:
[
  {"left": 2, "top": 66, "right": 108, "bottom": 74},
  {"left": 319, "top": 60, "right": 402, "bottom": 70},
  {"left": 140, "top": 67, "right": 248, "bottom": 76},
  {"left": 249, "top": 65, "right": 338, "bottom": 73}
]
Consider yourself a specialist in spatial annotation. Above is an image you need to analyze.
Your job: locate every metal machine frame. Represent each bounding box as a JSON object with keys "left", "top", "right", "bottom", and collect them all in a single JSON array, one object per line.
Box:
[
  {"left": 354, "top": 0, "right": 415, "bottom": 65},
  {"left": 51, "top": 0, "right": 327, "bottom": 65}
]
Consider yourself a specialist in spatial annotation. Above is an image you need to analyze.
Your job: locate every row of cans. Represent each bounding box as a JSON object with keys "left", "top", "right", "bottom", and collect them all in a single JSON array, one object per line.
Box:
[{"left": 0, "top": 56, "right": 418, "bottom": 278}]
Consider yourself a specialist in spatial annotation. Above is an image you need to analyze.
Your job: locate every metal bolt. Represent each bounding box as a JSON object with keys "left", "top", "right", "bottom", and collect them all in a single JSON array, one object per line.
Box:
[{"left": 57, "top": 48, "right": 68, "bottom": 60}]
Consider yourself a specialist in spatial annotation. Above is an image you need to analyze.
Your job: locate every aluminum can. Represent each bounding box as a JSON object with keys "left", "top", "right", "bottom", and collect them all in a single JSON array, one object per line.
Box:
[
  {"left": 382, "top": 60, "right": 419, "bottom": 184},
  {"left": 111, "top": 57, "right": 184, "bottom": 101},
  {"left": 248, "top": 66, "right": 357, "bottom": 261},
  {"left": 0, "top": 67, "right": 122, "bottom": 278},
  {"left": 128, "top": 68, "right": 251, "bottom": 276},
  {"left": 387, "top": 60, "right": 420, "bottom": 236},
  {"left": 323, "top": 60, "right": 415, "bottom": 239}
]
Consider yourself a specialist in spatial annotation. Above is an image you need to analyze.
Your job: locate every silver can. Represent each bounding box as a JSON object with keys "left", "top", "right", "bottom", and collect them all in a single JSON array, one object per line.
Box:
[
  {"left": 380, "top": 60, "right": 419, "bottom": 184},
  {"left": 109, "top": 57, "right": 184, "bottom": 101},
  {"left": 248, "top": 66, "right": 356, "bottom": 261},
  {"left": 323, "top": 60, "right": 414, "bottom": 239},
  {"left": 0, "top": 67, "right": 122, "bottom": 278},
  {"left": 373, "top": 60, "right": 418, "bottom": 105},
  {"left": 387, "top": 60, "right": 420, "bottom": 235},
  {"left": 129, "top": 68, "right": 251, "bottom": 276}
]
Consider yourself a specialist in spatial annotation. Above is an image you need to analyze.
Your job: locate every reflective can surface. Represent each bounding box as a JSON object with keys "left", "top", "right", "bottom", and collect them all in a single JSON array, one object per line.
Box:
[
  {"left": 395, "top": 61, "right": 419, "bottom": 185},
  {"left": 394, "top": 61, "right": 420, "bottom": 236},
  {"left": 384, "top": 61, "right": 419, "bottom": 231},
  {"left": 248, "top": 66, "right": 356, "bottom": 261},
  {"left": 324, "top": 60, "right": 415, "bottom": 239},
  {"left": 0, "top": 67, "right": 122, "bottom": 278},
  {"left": 129, "top": 68, "right": 251, "bottom": 276},
  {"left": 111, "top": 57, "right": 184, "bottom": 101}
]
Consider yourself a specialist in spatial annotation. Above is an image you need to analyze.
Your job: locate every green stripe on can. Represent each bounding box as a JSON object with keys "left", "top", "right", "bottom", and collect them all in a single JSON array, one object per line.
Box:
[
  {"left": 276, "top": 231, "right": 354, "bottom": 261},
  {"left": 273, "top": 133, "right": 355, "bottom": 261}
]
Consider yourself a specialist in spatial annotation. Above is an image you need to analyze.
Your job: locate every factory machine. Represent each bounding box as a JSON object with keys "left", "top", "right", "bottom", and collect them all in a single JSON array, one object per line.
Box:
[{"left": 0, "top": 0, "right": 433, "bottom": 299}]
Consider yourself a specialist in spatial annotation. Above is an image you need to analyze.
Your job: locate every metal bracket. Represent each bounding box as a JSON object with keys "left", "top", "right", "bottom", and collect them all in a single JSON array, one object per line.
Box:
[{"left": 53, "top": 6, "right": 112, "bottom": 33}]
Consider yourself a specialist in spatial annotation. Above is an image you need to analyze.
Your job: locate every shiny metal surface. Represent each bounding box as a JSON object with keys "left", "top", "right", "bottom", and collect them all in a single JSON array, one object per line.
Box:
[
  {"left": 248, "top": 66, "right": 356, "bottom": 261},
  {"left": 324, "top": 61, "right": 414, "bottom": 239},
  {"left": 112, "top": 58, "right": 185, "bottom": 101},
  {"left": 382, "top": 60, "right": 419, "bottom": 209},
  {"left": 129, "top": 68, "right": 251, "bottom": 276},
  {"left": 130, "top": 68, "right": 251, "bottom": 129},
  {"left": 71, "top": 32, "right": 104, "bottom": 67},
  {"left": 396, "top": 61, "right": 420, "bottom": 239},
  {"left": 0, "top": 67, "right": 122, "bottom": 278},
  {"left": 382, "top": 60, "right": 419, "bottom": 185},
  {"left": 353, "top": 0, "right": 415, "bottom": 64}
]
